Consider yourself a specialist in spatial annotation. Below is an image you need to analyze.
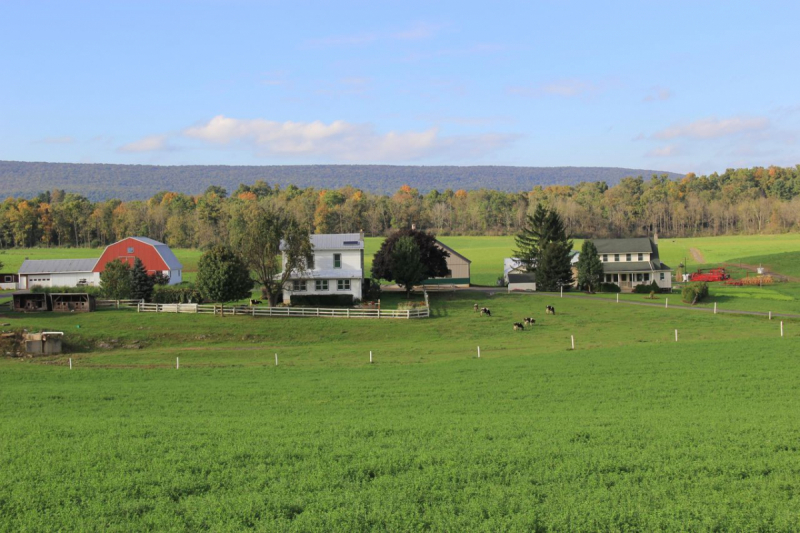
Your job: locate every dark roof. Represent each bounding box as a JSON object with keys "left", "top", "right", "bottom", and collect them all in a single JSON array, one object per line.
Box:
[
  {"left": 592, "top": 237, "right": 655, "bottom": 254},
  {"left": 602, "top": 261, "right": 672, "bottom": 273},
  {"left": 508, "top": 272, "right": 536, "bottom": 283},
  {"left": 435, "top": 240, "right": 471, "bottom": 264}
]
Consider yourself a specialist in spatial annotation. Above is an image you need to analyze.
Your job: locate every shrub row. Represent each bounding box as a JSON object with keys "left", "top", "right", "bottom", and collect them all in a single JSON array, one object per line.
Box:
[
  {"left": 151, "top": 285, "right": 204, "bottom": 304},
  {"left": 682, "top": 282, "right": 709, "bottom": 304}
]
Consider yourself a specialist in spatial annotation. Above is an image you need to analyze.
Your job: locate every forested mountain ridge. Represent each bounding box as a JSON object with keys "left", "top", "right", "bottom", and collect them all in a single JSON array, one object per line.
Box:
[{"left": 0, "top": 161, "right": 682, "bottom": 200}]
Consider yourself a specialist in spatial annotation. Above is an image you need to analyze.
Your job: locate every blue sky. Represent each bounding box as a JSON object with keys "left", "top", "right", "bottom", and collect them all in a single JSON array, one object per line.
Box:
[{"left": 1, "top": 0, "right": 798, "bottom": 175}]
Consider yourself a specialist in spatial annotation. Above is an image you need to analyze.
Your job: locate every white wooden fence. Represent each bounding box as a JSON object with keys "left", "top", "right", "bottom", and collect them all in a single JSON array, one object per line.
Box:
[
  {"left": 136, "top": 302, "right": 430, "bottom": 319},
  {"left": 96, "top": 299, "right": 142, "bottom": 309}
]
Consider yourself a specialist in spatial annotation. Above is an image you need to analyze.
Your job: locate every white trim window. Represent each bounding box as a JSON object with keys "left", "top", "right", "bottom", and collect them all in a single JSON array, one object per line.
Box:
[
  {"left": 337, "top": 279, "right": 351, "bottom": 291},
  {"left": 292, "top": 280, "right": 307, "bottom": 292},
  {"left": 315, "top": 279, "right": 328, "bottom": 291},
  {"left": 333, "top": 253, "right": 342, "bottom": 268}
]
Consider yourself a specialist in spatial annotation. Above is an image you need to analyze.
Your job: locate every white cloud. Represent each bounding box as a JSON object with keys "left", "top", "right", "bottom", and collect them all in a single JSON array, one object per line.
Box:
[
  {"left": 392, "top": 22, "right": 445, "bottom": 41},
  {"left": 308, "top": 21, "right": 443, "bottom": 47},
  {"left": 653, "top": 116, "right": 769, "bottom": 140},
  {"left": 183, "top": 115, "right": 517, "bottom": 162},
  {"left": 646, "top": 145, "right": 680, "bottom": 157},
  {"left": 643, "top": 86, "right": 673, "bottom": 102},
  {"left": 118, "top": 134, "right": 171, "bottom": 153}
]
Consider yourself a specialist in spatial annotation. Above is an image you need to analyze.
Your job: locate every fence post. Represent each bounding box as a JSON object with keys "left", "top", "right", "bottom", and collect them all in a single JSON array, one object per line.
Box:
[
  {"left": 665, "top": 298, "right": 668, "bottom": 309},
  {"left": 675, "top": 329, "right": 678, "bottom": 342},
  {"left": 560, "top": 286, "right": 563, "bottom": 298},
  {"left": 769, "top": 311, "right": 772, "bottom": 320},
  {"left": 176, "top": 357, "right": 179, "bottom": 369},
  {"left": 477, "top": 346, "right": 480, "bottom": 358},
  {"left": 781, "top": 321, "right": 784, "bottom": 337},
  {"left": 137, "top": 302, "right": 140, "bottom": 313},
  {"left": 116, "top": 300, "right": 120, "bottom": 309},
  {"left": 571, "top": 335, "right": 575, "bottom": 350},
  {"left": 407, "top": 310, "right": 411, "bottom": 319},
  {"left": 616, "top": 293, "right": 619, "bottom": 303},
  {"left": 714, "top": 302, "right": 717, "bottom": 314},
  {"left": 275, "top": 353, "right": 278, "bottom": 366},
  {"left": 370, "top": 351, "right": 373, "bottom": 363},
  {"left": 69, "top": 358, "right": 72, "bottom": 370}
]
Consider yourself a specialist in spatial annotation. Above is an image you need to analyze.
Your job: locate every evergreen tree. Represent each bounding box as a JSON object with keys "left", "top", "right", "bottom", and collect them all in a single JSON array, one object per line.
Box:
[
  {"left": 514, "top": 204, "right": 573, "bottom": 290},
  {"left": 391, "top": 236, "right": 426, "bottom": 297},
  {"left": 195, "top": 245, "right": 253, "bottom": 303},
  {"left": 100, "top": 259, "right": 132, "bottom": 299},
  {"left": 130, "top": 257, "right": 155, "bottom": 301},
  {"left": 576, "top": 240, "right": 604, "bottom": 293}
]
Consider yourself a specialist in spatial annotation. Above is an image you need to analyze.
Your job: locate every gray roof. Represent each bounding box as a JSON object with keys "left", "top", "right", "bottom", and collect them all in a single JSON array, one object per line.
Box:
[
  {"left": 592, "top": 238, "right": 656, "bottom": 254},
  {"left": 19, "top": 258, "right": 98, "bottom": 275},
  {"left": 602, "top": 261, "right": 671, "bottom": 273},
  {"left": 508, "top": 272, "right": 536, "bottom": 283},
  {"left": 310, "top": 233, "right": 364, "bottom": 250},
  {"left": 128, "top": 237, "right": 183, "bottom": 270}
]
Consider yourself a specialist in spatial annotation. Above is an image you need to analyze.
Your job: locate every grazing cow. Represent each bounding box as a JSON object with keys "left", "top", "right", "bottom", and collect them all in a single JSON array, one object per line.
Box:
[
  {"left": 473, "top": 303, "right": 479, "bottom": 312},
  {"left": 250, "top": 299, "right": 262, "bottom": 306},
  {"left": 480, "top": 307, "right": 491, "bottom": 317},
  {"left": 524, "top": 317, "right": 535, "bottom": 326},
  {"left": 513, "top": 322, "right": 525, "bottom": 331},
  {"left": 546, "top": 305, "right": 555, "bottom": 315}
]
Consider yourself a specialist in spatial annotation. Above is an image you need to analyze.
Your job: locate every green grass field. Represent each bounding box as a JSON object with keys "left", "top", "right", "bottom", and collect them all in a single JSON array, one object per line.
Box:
[{"left": 2, "top": 292, "right": 800, "bottom": 530}]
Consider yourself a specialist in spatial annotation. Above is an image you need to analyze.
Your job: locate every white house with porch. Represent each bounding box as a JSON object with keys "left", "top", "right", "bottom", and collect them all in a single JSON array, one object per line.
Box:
[
  {"left": 592, "top": 237, "right": 672, "bottom": 291},
  {"left": 281, "top": 233, "right": 364, "bottom": 304}
]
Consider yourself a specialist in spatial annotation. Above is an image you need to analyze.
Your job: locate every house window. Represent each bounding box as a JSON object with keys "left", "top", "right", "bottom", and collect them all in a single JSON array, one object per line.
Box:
[
  {"left": 621, "top": 274, "right": 627, "bottom": 282},
  {"left": 636, "top": 273, "right": 643, "bottom": 282},
  {"left": 337, "top": 279, "right": 351, "bottom": 291},
  {"left": 333, "top": 253, "right": 342, "bottom": 268},
  {"left": 614, "top": 254, "right": 619, "bottom": 262},
  {"left": 626, "top": 254, "right": 632, "bottom": 261},
  {"left": 660, "top": 273, "right": 665, "bottom": 281},
  {"left": 602, "top": 254, "right": 608, "bottom": 262},
  {"left": 315, "top": 280, "right": 328, "bottom": 291},
  {"left": 4, "top": 276, "right": 11, "bottom": 282},
  {"left": 638, "top": 253, "right": 643, "bottom": 261},
  {"left": 307, "top": 255, "right": 314, "bottom": 270},
  {"left": 644, "top": 273, "right": 650, "bottom": 281},
  {"left": 292, "top": 280, "right": 307, "bottom": 292},
  {"left": 613, "top": 274, "right": 619, "bottom": 282},
  {"left": 127, "top": 247, "right": 134, "bottom": 254}
]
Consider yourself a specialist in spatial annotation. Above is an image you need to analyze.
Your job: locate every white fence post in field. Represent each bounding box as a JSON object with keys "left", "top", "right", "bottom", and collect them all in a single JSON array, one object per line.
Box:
[
  {"left": 137, "top": 302, "right": 140, "bottom": 313},
  {"left": 69, "top": 358, "right": 72, "bottom": 370},
  {"left": 560, "top": 286, "right": 563, "bottom": 298},
  {"left": 714, "top": 302, "right": 717, "bottom": 314},
  {"left": 781, "top": 321, "right": 784, "bottom": 337},
  {"left": 369, "top": 351, "right": 373, "bottom": 364},
  {"left": 477, "top": 346, "right": 481, "bottom": 358},
  {"left": 571, "top": 335, "right": 575, "bottom": 350},
  {"left": 616, "top": 293, "right": 619, "bottom": 303},
  {"left": 769, "top": 311, "right": 772, "bottom": 320},
  {"left": 176, "top": 357, "right": 179, "bottom": 369},
  {"left": 665, "top": 298, "right": 669, "bottom": 309},
  {"left": 275, "top": 353, "right": 278, "bottom": 366},
  {"left": 675, "top": 329, "right": 678, "bottom": 342}
]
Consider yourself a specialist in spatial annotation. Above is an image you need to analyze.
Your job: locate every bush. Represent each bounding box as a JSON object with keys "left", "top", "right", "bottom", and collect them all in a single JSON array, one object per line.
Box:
[
  {"left": 290, "top": 294, "right": 354, "bottom": 307},
  {"left": 362, "top": 278, "right": 381, "bottom": 301},
  {"left": 633, "top": 281, "right": 661, "bottom": 294},
  {"left": 30, "top": 285, "right": 103, "bottom": 296},
  {"left": 152, "top": 285, "right": 204, "bottom": 304},
  {"left": 682, "top": 282, "right": 709, "bottom": 304},
  {"left": 598, "top": 283, "right": 621, "bottom": 293}
]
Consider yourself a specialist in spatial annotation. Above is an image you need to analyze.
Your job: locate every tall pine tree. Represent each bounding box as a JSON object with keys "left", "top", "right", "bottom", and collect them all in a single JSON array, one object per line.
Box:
[
  {"left": 513, "top": 204, "right": 573, "bottom": 291},
  {"left": 130, "top": 257, "right": 155, "bottom": 302},
  {"left": 576, "top": 240, "right": 604, "bottom": 293}
]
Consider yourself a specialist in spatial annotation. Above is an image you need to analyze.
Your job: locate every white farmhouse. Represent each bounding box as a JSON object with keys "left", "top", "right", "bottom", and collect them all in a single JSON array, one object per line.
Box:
[
  {"left": 592, "top": 236, "right": 672, "bottom": 291},
  {"left": 281, "top": 233, "right": 364, "bottom": 304}
]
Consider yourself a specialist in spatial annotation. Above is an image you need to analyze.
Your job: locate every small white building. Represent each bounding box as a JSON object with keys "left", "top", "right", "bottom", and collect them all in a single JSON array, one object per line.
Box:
[
  {"left": 281, "top": 233, "right": 364, "bottom": 304},
  {"left": 507, "top": 272, "right": 536, "bottom": 292},
  {"left": 18, "top": 259, "right": 100, "bottom": 289}
]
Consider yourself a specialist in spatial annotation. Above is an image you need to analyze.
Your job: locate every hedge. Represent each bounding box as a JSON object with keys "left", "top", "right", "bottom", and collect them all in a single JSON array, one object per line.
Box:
[
  {"left": 598, "top": 283, "right": 621, "bottom": 293},
  {"left": 633, "top": 281, "right": 661, "bottom": 294},
  {"left": 152, "top": 285, "right": 204, "bottom": 304}
]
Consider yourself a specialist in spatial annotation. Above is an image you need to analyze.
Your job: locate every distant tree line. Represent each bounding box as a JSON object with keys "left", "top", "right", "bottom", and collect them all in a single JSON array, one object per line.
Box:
[{"left": 2, "top": 165, "right": 800, "bottom": 249}]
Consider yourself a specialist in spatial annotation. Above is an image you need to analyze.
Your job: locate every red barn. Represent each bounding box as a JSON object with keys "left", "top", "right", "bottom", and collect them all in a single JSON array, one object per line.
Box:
[{"left": 93, "top": 237, "right": 183, "bottom": 285}]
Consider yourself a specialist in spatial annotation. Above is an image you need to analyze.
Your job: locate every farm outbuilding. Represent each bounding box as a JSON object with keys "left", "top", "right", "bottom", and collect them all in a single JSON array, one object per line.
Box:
[
  {"left": 507, "top": 272, "right": 536, "bottom": 292},
  {"left": 94, "top": 237, "right": 183, "bottom": 285},
  {"left": 12, "top": 291, "right": 50, "bottom": 312},
  {"left": 0, "top": 273, "right": 19, "bottom": 290},
  {"left": 422, "top": 240, "right": 471, "bottom": 287},
  {"left": 18, "top": 259, "right": 99, "bottom": 289},
  {"left": 51, "top": 293, "right": 96, "bottom": 313}
]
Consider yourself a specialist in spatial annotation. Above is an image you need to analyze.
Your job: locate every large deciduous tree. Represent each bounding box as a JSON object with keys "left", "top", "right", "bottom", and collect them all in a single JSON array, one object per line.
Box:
[
  {"left": 195, "top": 245, "right": 253, "bottom": 303},
  {"left": 576, "top": 240, "right": 604, "bottom": 293},
  {"left": 391, "top": 236, "right": 426, "bottom": 297},
  {"left": 371, "top": 229, "right": 449, "bottom": 289},
  {"left": 228, "top": 203, "right": 312, "bottom": 307},
  {"left": 100, "top": 259, "right": 133, "bottom": 299}
]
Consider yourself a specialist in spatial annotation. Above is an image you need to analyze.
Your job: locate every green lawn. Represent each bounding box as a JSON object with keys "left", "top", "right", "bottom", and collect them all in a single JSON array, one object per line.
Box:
[{"left": 2, "top": 292, "right": 799, "bottom": 530}]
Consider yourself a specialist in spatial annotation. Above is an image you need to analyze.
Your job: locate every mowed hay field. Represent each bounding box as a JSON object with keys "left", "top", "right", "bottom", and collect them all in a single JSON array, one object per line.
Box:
[{"left": 2, "top": 292, "right": 800, "bottom": 530}]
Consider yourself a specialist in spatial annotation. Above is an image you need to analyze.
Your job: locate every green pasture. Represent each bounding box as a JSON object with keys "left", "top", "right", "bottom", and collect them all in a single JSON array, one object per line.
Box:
[{"left": 2, "top": 292, "right": 800, "bottom": 530}]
